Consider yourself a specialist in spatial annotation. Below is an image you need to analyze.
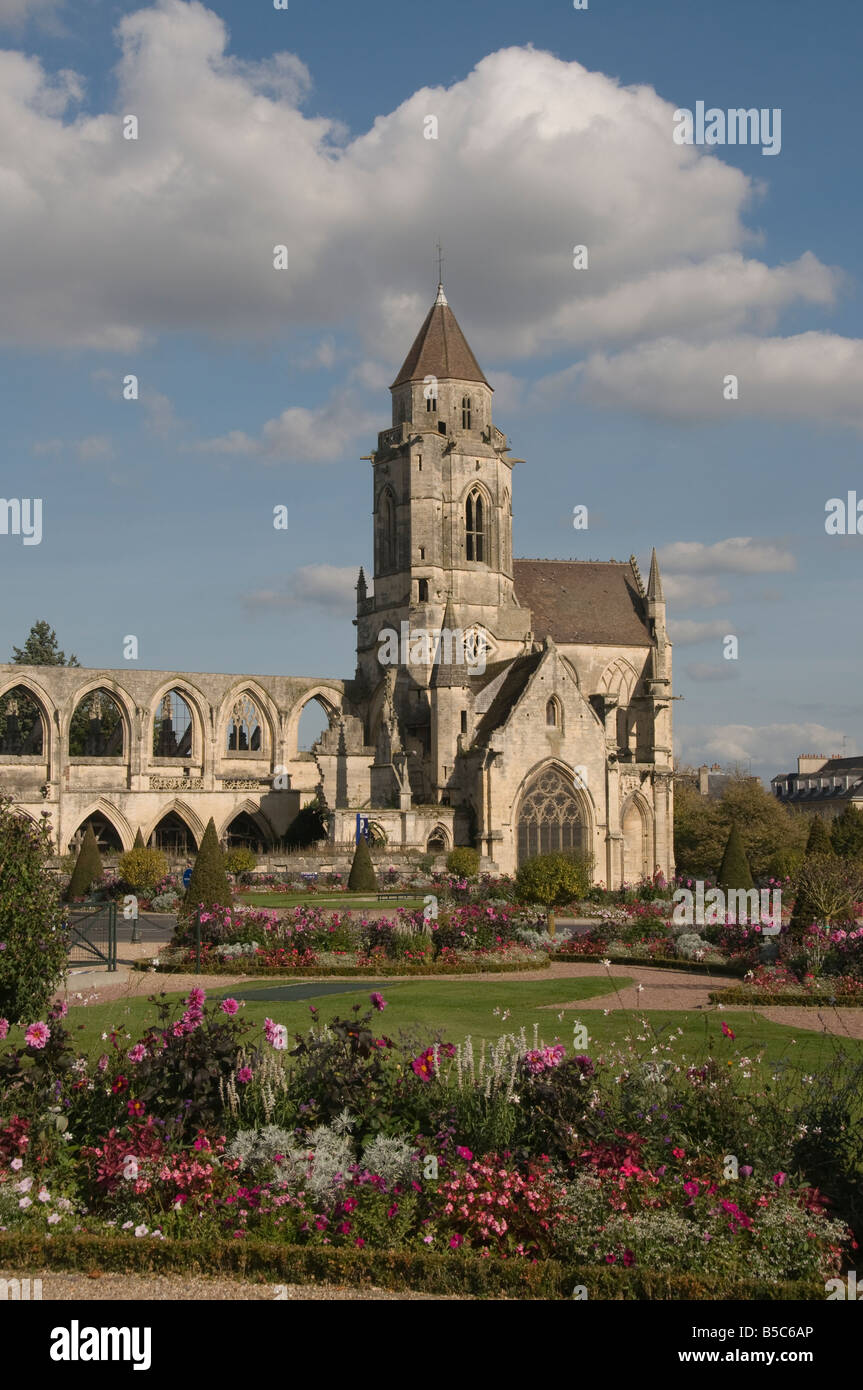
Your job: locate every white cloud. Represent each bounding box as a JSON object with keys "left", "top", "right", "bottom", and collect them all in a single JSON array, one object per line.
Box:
[
  {"left": 669, "top": 618, "right": 735, "bottom": 646},
  {"left": 575, "top": 332, "right": 863, "bottom": 429},
  {"left": 243, "top": 565, "right": 359, "bottom": 615},
  {"left": 0, "top": 0, "right": 851, "bottom": 415},
  {"left": 659, "top": 537, "right": 795, "bottom": 575},
  {"left": 76, "top": 434, "right": 114, "bottom": 461},
  {"left": 676, "top": 722, "right": 847, "bottom": 776},
  {"left": 683, "top": 662, "right": 739, "bottom": 683},
  {"left": 0, "top": 0, "right": 63, "bottom": 26},
  {"left": 661, "top": 574, "right": 731, "bottom": 608},
  {"left": 197, "top": 389, "right": 377, "bottom": 464}
]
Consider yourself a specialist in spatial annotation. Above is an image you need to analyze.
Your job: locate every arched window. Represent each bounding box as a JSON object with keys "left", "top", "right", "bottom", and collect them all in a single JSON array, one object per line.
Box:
[
  {"left": 461, "top": 396, "right": 471, "bottom": 429},
  {"left": 150, "top": 811, "right": 197, "bottom": 857},
  {"left": 153, "top": 690, "right": 193, "bottom": 758},
  {"left": 69, "top": 690, "right": 124, "bottom": 757},
  {"left": 517, "top": 765, "right": 585, "bottom": 866},
  {"left": 69, "top": 812, "right": 123, "bottom": 855},
  {"left": 380, "top": 489, "right": 397, "bottom": 571},
  {"left": 546, "top": 698, "right": 559, "bottom": 728},
  {"left": 226, "top": 694, "right": 263, "bottom": 753},
  {"left": 465, "top": 488, "right": 484, "bottom": 562},
  {"left": 418, "top": 578, "right": 429, "bottom": 602},
  {"left": 224, "top": 811, "right": 268, "bottom": 852},
  {"left": 0, "top": 686, "right": 45, "bottom": 754}
]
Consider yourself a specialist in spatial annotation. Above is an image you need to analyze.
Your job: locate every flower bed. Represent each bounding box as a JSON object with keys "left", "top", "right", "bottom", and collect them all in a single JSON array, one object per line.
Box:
[{"left": 710, "top": 961, "right": 863, "bottom": 1005}]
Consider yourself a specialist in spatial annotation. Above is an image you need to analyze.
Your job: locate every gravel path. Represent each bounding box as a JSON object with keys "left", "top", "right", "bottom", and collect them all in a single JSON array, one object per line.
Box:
[{"left": 0, "top": 1268, "right": 462, "bottom": 1301}]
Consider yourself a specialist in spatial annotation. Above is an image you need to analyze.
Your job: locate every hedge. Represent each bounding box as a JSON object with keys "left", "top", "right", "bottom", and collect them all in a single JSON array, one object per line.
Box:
[
  {"left": 550, "top": 952, "right": 751, "bottom": 977},
  {"left": 135, "top": 957, "right": 550, "bottom": 979},
  {"left": 0, "top": 1232, "right": 825, "bottom": 1301},
  {"left": 709, "top": 988, "right": 863, "bottom": 1007}
]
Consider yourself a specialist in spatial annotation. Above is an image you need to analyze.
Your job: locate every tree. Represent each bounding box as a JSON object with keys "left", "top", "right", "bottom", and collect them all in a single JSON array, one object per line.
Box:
[
  {"left": 224, "top": 848, "right": 257, "bottom": 878},
  {"left": 283, "top": 798, "right": 328, "bottom": 850},
  {"left": 674, "top": 774, "right": 808, "bottom": 880},
  {"left": 183, "top": 818, "right": 231, "bottom": 915},
  {"left": 65, "top": 823, "right": 104, "bottom": 901},
  {"left": 791, "top": 854, "right": 863, "bottom": 928},
  {"left": 118, "top": 847, "right": 168, "bottom": 895},
  {"left": 515, "top": 852, "right": 592, "bottom": 937},
  {"left": 805, "top": 816, "right": 833, "bottom": 857},
  {"left": 716, "top": 822, "right": 754, "bottom": 892},
  {"left": 0, "top": 797, "right": 68, "bottom": 1025},
  {"left": 12, "top": 621, "right": 79, "bottom": 667},
  {"left": 830, "top": 804, "right": 863, "bottom": 860},
  {"left": 133, "top": 827, "right": 146, "bottom": 849},
  {"left": 348, "top": 835, "right": 378, "bottom": 892}
]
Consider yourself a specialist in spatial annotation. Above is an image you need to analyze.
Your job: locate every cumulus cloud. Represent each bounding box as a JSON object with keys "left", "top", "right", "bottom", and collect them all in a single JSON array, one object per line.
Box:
[
  {"left": 659, "top": 537, "right": 795, "bottom": 575},
  {"left": 669, "top": 618, "right": 735, "bottom": 646},
  {"left": 661, "top": 575, "right": 731, "bottom": 609},
  {"left": 0, "top": 0, "right": 852, "bottom": 419},
  {"left": 76, "top": 434, "right": 115, "bottom": 461},
  {"left": 197, "top": 389, "right": 377, "bottom": 465},
  {"left": 243, "top": 565, "right": 359, "bottom": 615},
  {"left": 0, "top": 0, "right": 63, "bottom": 26}
]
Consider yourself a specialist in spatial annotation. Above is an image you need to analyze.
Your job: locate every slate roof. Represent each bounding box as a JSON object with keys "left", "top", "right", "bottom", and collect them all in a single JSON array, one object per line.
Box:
[
  {"left": 391, "top": 292, "right": 489, "bottom": 389},
  {"left": 513, "top": 560, "right": 653, "bottom": 646},
  {"left": 472, "top": 652, "right": 544, "bottom": 745}
]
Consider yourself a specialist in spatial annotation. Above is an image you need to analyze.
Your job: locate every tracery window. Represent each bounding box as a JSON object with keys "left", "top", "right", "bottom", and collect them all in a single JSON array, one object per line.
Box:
[
  {"left": 226, "top": 694, "right": 263, "bottom": 752},
  {"left": 0, "top": 686, "right": 45, "bottom": 754},
  {"left": 465, "top": 488, "right": 484, "bottom": 562},
  {"left": 517, "top": 765, "right": 584, "bottom": 866},
  {"left": 153, "top": 690, "right": 193, "bottom": 758},
  {"left": 69, "top": 690, "right": 124, "bottom": 756}
]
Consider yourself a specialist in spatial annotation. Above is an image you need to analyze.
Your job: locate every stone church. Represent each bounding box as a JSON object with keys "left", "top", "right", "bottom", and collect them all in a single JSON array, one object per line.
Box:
[{"left": 0, "top": 283, "right": 674, "bottom": 884}]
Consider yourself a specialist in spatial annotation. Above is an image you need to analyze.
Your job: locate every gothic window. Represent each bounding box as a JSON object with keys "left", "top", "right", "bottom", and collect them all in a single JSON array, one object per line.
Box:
[
  {"left": 153, "top": 690, "right": 193, "bottom": 758},
  {"left": 426, "top": 392, "right": 436, "bottom": 412},
  {"left": 150, "top": 811, "right": 197, "bottom": 857},
  {"left": 69, "top": 690, "right": 124, "bottom": 757},
  {"left": 546, "top": 698, "right": 559, "bottom": 728},
  {"left": 69, "top": 812, "right": 123, "bottom": 855},
  {"left": 380, "top": 489, "right": 397, "bottom": 571},
  {"left": 224, "top": 811, "right": 268, "bottom": 852},
  {"left": 226, "top": 694, "right": 263, "bottom": 753},
  {"left": 0, "top": 686, "right": 45, "bottom": 754},
  {"left": 517, "top": 765, "right": 584, "bottom": 867},
  {"left": 462, "top": 396, "right": 471, "bottom": 429},
  {"left": 418, "top": 579, "right": 429, "bottom": 602},
  {"left": 465, "top": 488, "right": 485, "bottom": 562}
]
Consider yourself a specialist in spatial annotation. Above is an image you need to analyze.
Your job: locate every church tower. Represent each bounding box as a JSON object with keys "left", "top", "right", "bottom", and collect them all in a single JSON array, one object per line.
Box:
[{"left": 355, "top": 282, "right": 525, "bottom": 697}]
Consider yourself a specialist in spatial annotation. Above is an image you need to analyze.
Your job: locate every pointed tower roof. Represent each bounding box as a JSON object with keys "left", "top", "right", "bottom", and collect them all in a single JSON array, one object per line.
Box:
[
  {"left": 391, "top": 285, "right": 490, "bottom": 389},
  {"left": 431, "top": 593, "right": 469, "bottom": 688},
  {"left": 647, "top": 547, "right": 664, "bottom": 602}
]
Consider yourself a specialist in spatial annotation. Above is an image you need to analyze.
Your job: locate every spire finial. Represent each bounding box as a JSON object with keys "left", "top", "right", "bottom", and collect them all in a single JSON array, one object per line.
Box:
[{"left": 434, "top": 240, "right": 447, "bottom": 304}]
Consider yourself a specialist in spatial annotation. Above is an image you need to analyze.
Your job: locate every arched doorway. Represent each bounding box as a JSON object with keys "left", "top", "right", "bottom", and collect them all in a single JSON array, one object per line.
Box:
[
  {"left": 622, "top": 799, "right": 651, "bottom": 883},
  {"left": 224, "top": 811, "right": 268, "bottom": 853},
  {"left": 516, "top": 765, "right": 585, "bottom": 866},
  {"left": 69, "top": 812, "right": 124, "bottom": 855},
  {"left": 150, "top": 812, "right": 197, "bottom": 858}
]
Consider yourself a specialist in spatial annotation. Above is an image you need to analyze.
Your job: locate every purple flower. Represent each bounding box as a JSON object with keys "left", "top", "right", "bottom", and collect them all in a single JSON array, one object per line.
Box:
[{"left": 370, "top": 993, "right": 387, "bottom": 1012}]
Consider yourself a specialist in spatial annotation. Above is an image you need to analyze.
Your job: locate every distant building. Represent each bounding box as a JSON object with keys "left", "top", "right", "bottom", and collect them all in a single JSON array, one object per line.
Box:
[
  {"left": 676, "top": 763, "right": 756, "bottom": 800},
  {"left": 772, "top": 754, "right": 863, "bottom": 816}
]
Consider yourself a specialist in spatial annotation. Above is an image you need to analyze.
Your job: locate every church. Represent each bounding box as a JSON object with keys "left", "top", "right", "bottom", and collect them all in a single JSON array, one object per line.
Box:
[{"left": 0, "top": 284, "right": 674, "bottom": 884}]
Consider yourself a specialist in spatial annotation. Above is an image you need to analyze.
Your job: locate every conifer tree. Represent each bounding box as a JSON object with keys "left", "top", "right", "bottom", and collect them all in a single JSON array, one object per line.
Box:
[
  {"left": 805, "top": 815, "right": 833, "bottom": 857},
  {"left": 133, "top": 827, "right": 145, "bottom": 849},
  {"left": 183, "top": 818, "right": 231, "bottom": 914},
  {"left": 830, "top": 804, "right": 863, "bottom": 859},
  {"left": 348, "top": 834, "right": 378, "bottom": 892},
  {"left": 716, "top": 822, "right": 754, "bottom": 892},
  {"left": 66, "top": 823, "right": 104, "bottom": 901}
]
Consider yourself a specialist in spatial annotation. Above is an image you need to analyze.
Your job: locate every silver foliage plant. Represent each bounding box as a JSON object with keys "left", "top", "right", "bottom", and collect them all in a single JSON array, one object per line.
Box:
[{"left": 225, "top": 1112, "right": 419, "bottom": 1193}]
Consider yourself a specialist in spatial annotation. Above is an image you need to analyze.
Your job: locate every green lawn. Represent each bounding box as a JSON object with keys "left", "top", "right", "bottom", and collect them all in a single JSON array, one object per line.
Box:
[
  {"left": 238, "top": 892, "right": 426, "bottom": 911},
  {"left": 57, "top": 975, "right": 863, "bottom": 1074}
]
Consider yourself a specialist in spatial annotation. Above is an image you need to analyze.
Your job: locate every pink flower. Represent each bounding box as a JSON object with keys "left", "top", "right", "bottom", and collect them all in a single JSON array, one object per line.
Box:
[
  {"left": 220, "top": 998, "right": 239, "bottom": 1016},
  {"left": 236, "top": 1067, "right": 253, "bottom": 1084},
  {"left": 97, "top": 1054, "right": 109, "bottom": 1072},
  {"left": 186, "top": 987, "right": 206, "bottom": 1008},
  {"left": 721, "top": 1022, "right": 735, "bottom": 1040},
  {"left": 0, "top": 1019, "right": 8, "bottom": 1040},
  {"left": 24, "top": 1022, "right": 50, "bottom": 1049},
  {"left": 370, "top": 993, "right": 387, "bottom": 1012},
  {"left": 449, "top": 1234, "right": 464, "bottom": 1249},
  {"left": 773, "top": 1171, "right": 787, "bottom": 1187},
  {"left": 127, "top": 1044, "right": 146, "bottom": 1064},
  {"left": 10, "top": 1159, "right": 23, "bottom": 1172},
  {"left": 456, "top": 1146, "right": 473, "bottom": 1161}
]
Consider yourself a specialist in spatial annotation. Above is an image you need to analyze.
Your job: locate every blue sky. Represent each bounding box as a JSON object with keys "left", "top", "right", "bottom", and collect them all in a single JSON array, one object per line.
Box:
[{"left": 1, "top": 0, "right": 862, "bottom": 775}]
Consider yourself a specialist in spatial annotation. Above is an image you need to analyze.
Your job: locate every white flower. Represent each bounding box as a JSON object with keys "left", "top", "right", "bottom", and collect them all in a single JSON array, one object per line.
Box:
[
  {"left": 38, "top": 1188, "right": 50, "bottom": 1203},
  {"left": 134, "top": 1224, "right": 148, "bottom": 1238},
  {"left": 121, "top": 1220, "right": 133, "bottom": 1230},
  {"left": 101, "top": 1032, "right": 108, "bottom": 1040},
  {"left": 601, "top": 958, "right": 611, "bottom": 969},
  {"left": 18, "top": 1197, "right": 32, "bottom": 1209},
  {"left": 15, "top": 1177, "right": 33, "bottom": 1194},
  {"left": 47, "top": 1212, "right": 61, "bottom": 1225},
  {"left": 635, "top": 984, "right": 644, "bottom": 994}
]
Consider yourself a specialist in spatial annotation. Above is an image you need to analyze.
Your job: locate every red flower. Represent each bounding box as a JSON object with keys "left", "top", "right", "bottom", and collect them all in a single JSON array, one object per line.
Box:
[
  {"left": 127, "top": 1098, "right": 145, "bottom": 1117},
  {"left": 111, "top": 1076, "right": 128, "bottom": 1093},
  {"left": 721, "top": 1022, "right": 735, "bottom": 1040}
]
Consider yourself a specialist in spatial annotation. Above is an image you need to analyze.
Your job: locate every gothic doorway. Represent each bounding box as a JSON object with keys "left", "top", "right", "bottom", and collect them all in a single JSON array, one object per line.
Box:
[{"left": 516, "top": 765, "right": 585, "bottom": 866}]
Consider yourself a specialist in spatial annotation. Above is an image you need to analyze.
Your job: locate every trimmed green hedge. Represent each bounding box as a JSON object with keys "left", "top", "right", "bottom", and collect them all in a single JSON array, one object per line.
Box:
[
  {"left": 136, "top": 957, "right": 549, "bottom": 978},
  {"left": 709, "top": 988, "right": 863, "bottom": 1007},
  {"left": 0, "top": 1232, "right": 825, "bottom": 1301},
  {"left": 550, "top": 952, "right": 750, "bottom": 977}
]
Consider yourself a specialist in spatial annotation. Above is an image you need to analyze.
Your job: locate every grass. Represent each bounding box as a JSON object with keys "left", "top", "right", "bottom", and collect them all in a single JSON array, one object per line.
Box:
[
  {"left": 238, "top": 892, "right": 426, "bottom": 911},
  {"left": 56, "top": 974, "right": 863, "bottom": 1074}
]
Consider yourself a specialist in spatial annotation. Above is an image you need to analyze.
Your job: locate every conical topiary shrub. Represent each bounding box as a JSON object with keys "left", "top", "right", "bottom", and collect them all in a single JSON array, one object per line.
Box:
[
  {"left": 716, "top": 822, "right": 754, "bottom": 892},
  {"left": 66, "top": 823, "right": 104, "bottom": 901},
  {"left": 133, "top": 826, "right": 146, "bottom": 849},
  {"left": 830, "top": 804, "right": 863, "bottom": 859},
  {"left": 348, "top": 834, "right": 377, "bottom": 892},
  {"left": 805, "top": 815, "right": 833, "bottom": 857},
  {"left": 791, "top": 817, "right": 835, "bottom": 930},
  {"left": 183, "top": 817, "right": 231, "bottom": 915}
]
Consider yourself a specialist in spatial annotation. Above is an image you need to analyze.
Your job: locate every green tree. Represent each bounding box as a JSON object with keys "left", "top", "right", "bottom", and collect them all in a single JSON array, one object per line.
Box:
[
  {"left": 348, "top": 835, "right": 378, "bottom": 892},
  {"left": 446, "top": 847, "right": 480, "bottom": 877},
  {"left": 12, "top": 621, "right": 79, "bottom": 667},
  {"left": 0, "top": 797, "right": 68, "bottom": 1025},
  {"left": 716, "top": 822, "right": 754, "bottom": 891},
  {"left": 283, "top": 798, "right": 328, "bottom": 849},
  {"left": 805, "top": 816, "right": 834, "bottom": 857},
  {"left": 224, "top": 848, "right": 257, "bottom": 877},
  {"left": 515, "top": 852, "right": 592, "bottom": 937},
  {"left": 133, "top": 827, "right": 146, "bottom": 849},
  {"left": 65, "top": 823, "right": 103, "bottom": 901},
  {"left": 674, "top": 774, "right": 808, "bottom": 880},
  {"left": 118, "top": 847, "right": 168, "bottom": 895},
  {"left": 792, "top": 854, "right": 863, "bottom": 928},
  {"left": 830, "top": 804, "right": 863, "bottom": 859},
  {"left": 183, "top": 818, "right": 231, "bottom": 915}
]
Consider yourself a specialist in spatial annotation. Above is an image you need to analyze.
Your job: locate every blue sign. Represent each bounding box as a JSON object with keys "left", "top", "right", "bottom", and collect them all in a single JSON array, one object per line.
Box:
[
  {"left": 182, "top": 868, "right": 193, "bottom": 888},
  {"left": 355, "top": 813, "right": 370, "bottom": 844}
]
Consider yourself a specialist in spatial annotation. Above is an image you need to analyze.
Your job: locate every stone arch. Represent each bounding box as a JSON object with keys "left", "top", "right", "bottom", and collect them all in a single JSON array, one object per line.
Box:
[
  {"left": 285, "top": 685, "right": 343, "bottom": 759},
  {"left": 220, "top": 681, "right": 278, "bottom": 757},
  {"left": 0, "top": 679, "right": 51, "bottom": 755},
  {"left": 426, "top": 824, "right": 450, "bottom": 852},
  {"left": 621, "top": 792, "right": 654, "bottom": 884},
  {"left": 67, "top": 678, "right": 134, "bottom": 758},
  {"left": 367, "top": 820, "right": 387, "bottom": 846},
  {"left": 514, "top": 760, "right": 593, "bottom": 868},
  {"left": 545, "top": 695, "right": 562, "bottom": 731},
  {"left": 69, "top": 799, "right": 133, "bottom": 854},
  {"left": 144, "top": 800, "right": 205, "bottom": 853},
  {"left": 149, "top": 680, "right": 207, "bottom": 762},
  {"left": 219, "top": 800, "right": 276, "bottom": 851},
  {"left": 462, "top": 479, "right": 494, "bottom": 565},
  {"left": 376, "top": 484, "right": 398, "bottom": 572},
  {"left": 600, "top": 656, "right": 639, "bottom": 703}
]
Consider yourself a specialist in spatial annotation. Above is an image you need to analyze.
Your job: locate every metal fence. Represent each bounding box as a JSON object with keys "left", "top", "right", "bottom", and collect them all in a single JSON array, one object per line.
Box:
[{"left": 66, "top": 902, "right": 117, "bottom": 971}]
